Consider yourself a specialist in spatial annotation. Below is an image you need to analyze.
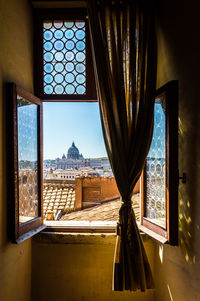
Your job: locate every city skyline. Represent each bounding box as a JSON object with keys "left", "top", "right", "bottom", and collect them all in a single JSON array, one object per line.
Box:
[{"left": 43, "top": 102, "right": 108, "bottom": 160}]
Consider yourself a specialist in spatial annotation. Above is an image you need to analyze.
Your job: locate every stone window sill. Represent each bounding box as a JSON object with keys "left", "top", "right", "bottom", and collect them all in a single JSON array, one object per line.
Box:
[
  {"left": 43, "top": 220, "right": 117, "bottom": 233},
  {"left": 33, "top": 230, "right": 153, "bottom": 245},
  {"left": 40, "top": 220, "right": 167, "bottom": 244},
  {"left": 30, "top": 220, "right": 165, "bottom": 245}
]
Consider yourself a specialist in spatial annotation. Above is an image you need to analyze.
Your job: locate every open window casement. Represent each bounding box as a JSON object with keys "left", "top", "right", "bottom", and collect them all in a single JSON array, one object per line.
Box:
[
  {"left": 140, "top": 81, "right": 179, "bottom": 245},
  {"left": 7, "top": 83, "right": 46, "bottom": 243},
  {"left": 7, "top": 80, "right": 178, "bottom": 244}
]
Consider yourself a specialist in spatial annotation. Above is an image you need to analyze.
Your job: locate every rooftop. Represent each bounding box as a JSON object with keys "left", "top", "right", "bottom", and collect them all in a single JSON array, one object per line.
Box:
[
  {"left": 43, "top": 183, "right": 75, "bottom": 220},
  {"left": 60, "top": 193, "right": 140, "bottom": 222},
  {"left": 43, "top": 182, "right": 140, "bottom": 222}
]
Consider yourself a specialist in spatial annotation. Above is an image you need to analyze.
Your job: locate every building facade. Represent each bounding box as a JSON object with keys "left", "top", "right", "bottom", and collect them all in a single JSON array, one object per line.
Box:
[
  {"left": 54, "top": 142, "right": 111, "bottom": 171},
  {"left": 55, "top": 142, "right": 89, "bottom": 169}
]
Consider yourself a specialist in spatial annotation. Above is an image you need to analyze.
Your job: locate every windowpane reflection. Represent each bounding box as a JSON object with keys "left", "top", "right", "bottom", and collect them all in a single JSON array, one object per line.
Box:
[
  {"left": 17, "top": 96, "right": 39, "bottom": 223},
  {"left": 145, "top": 96, "right": 166, "bottom": 228}
]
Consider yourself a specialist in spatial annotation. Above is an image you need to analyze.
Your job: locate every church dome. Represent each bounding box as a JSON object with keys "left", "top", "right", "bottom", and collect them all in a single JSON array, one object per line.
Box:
[{"left": 67, "top": 142, "right": 80, "bottom": 159}]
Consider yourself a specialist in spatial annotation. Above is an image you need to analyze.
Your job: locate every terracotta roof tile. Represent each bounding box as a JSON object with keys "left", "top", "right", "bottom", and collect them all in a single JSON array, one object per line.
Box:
[
  {"left": 44, "top": 183, "right": 140, "bottom": 222},
  {"left": 61, "top": 193, "right": 140, "bottom": 222},
  {"left": 43, "top": 183, "right": 75, "bottom": 220}
]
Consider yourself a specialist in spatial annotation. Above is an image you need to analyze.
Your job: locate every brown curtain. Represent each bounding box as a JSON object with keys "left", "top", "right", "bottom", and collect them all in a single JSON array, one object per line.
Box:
[{"left": 87, "top": 0, "right": 157, "bottom": 292}]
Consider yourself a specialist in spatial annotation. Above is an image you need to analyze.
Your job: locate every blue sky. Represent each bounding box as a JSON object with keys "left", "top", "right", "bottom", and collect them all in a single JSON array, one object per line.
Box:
[
  {"left": 148, "top": 102, "right": 165, "bottom": 159},
  {"left": 43, "top": 102, "right": 107, "bottom": 160}
]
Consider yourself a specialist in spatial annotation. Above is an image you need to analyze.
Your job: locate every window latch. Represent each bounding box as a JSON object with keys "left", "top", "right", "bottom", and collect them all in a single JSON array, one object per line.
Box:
[{"left": 179, "top": 172, "right": 186, "bottom": 184}]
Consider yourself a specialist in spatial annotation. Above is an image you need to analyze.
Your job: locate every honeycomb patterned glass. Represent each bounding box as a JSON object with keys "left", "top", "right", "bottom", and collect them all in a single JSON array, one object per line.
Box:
[
  {"left": 145, "top": 96, "right": 166, "bottom": 228},
  {"left": 43, "top": 20, "right": 86, "bottom": 95},
  {"left": 17, "top": 95, "right": 39, "bottom": 224}
]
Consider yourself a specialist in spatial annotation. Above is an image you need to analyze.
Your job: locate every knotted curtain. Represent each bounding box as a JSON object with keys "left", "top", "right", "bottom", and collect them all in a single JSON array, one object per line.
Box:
[{"left": 87, "top": 0, "right": 157, "bottom": 291}]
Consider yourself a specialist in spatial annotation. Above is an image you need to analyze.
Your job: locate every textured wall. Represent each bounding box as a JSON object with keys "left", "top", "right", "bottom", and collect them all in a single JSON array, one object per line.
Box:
[
  {"left": 75, "top": 177, "right": 140, "bottom": 209},
  {"left": 154, "top": 0, "right": 200, "bottom": 300},
  {"left": 0, "top": 0, "right": 33, "bottom": 300},
  {"left": 75, "top": 177, "right": 120, "bottom": 209},
  {"left": 32, "top": 234, "right": 154, "bottom": 301}
]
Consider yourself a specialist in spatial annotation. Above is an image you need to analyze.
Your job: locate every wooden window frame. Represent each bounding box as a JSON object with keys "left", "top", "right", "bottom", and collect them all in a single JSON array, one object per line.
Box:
[
  {"left": 33, "top": 8, "right": 97, "bottom": 101},
  {"left": 141, "top": 81, "right": 179, "bottom": 245},
  {"left": 7, "top": 83, "right": 46, "bottom": 243},
  {"left": 8, "top": 4, "right": 178, "bottom": 243},
  {"left": 7, "top": 81, "right": 178, "bottom": 243}
]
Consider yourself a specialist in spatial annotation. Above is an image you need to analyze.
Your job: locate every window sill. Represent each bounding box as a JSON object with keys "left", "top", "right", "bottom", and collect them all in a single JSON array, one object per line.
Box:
[
  {"left": 44, "top": 220, "right": 117, "bottom": 233},
  {"left": 139, "top": 225, "right": 168, "bottom": 244},
  {"left": 37, "top": 221, "right": 168, "bottom": 245},
  {"left": 30, "top": 220, "right": 163, "bottom": 245},
  {"left": 33, "top": 230, "right": 153, "bottom": 245},
  {"left": 33, "top": 231, "right": 117, "bottom": 245}
]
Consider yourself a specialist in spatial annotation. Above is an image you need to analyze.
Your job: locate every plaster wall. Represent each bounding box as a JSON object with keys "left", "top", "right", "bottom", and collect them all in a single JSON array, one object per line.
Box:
[
  {"left": 0, "top": 0, "right": 33, "bottom": 300},
  {"left": 75, "top": 177, "right": 140, "bottom": 209},
  {"left": 32, "top": 234, "right": 155, "bottom": 301},
  {"left": 154, "top": 0, "right": 200, "bottom": 300},
  {"left": 75, "top": 177, "right": 120, "bottom": 209}
]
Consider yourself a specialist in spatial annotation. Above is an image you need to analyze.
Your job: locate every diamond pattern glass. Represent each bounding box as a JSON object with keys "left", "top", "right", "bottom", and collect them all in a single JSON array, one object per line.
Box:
[
  {"left": 145, "top": 96, "right": 166, "bottom": 228},
  {"left": 43, "top": 20, "right": 86, "bottom": 95},
  {"left": 17, "top": 95, "right": 39, "bottom": 223}
]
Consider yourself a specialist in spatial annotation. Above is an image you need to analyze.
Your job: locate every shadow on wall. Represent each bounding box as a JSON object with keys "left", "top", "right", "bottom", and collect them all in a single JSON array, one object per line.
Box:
[
  {"left": 178, "top": 116, "right": 200, "bottom": 265},
  {"left": 156, "top": 0, "right": 200, "bottom": 266}
]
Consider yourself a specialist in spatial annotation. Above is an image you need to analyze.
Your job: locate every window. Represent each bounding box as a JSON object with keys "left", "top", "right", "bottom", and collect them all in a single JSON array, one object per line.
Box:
[
  {"left": 8, "top": 81, "right": 178, "bottom": 244},
  {"left": 8, "top": 3, "right": 178, "bottom": 244},
  {"left": 34, "top": 8, "right": 96, "bottom": 100},
  {"left": 7, "top": 83, "right": 45, "bottom": 243},
  {"left": 42, "top": 102, "right": 136, "bottom": 224},
  {"left": 141, "top": 81, "right": 178, "bottom": 245}
]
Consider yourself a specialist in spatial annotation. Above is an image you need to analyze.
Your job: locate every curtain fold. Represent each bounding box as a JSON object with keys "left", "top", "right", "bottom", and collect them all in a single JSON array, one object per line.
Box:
[{"left": 87, "top": 0, "right": 157, "bottom": 291}]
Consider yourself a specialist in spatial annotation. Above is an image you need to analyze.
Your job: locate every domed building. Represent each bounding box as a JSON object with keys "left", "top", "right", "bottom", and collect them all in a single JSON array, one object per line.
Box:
[
  {"left": 67, "top": 142, "right": 80, "bottom": 160},
  {"left": 55, "top": 142, "right": 88, "bottom": 170}
]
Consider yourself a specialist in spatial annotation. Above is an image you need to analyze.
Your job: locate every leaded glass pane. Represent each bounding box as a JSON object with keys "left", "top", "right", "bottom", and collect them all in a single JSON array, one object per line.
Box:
[
  {"left": 17, "top": 95, "right": 39, "bottom": 223},
  {"left": 43, "top": 20, "right": 86, "bottom": 95},
  {"left": 145, "top": 96, "right": 166, "bottom": 228}
]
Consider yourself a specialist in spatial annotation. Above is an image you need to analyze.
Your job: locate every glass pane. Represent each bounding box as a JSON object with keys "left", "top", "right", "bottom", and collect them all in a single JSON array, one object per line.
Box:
[
  {"left": 17, "top": 95, "right": 39, "bottom": 224},
  {"left": 145, "top": 96, "right": 166, "bottom": 228},
  {"left": 43, "top": 20, "right": 86, "bottom": 95},
  {"left": 43, "top": 102, "right": 141, "bottom": 223}
]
